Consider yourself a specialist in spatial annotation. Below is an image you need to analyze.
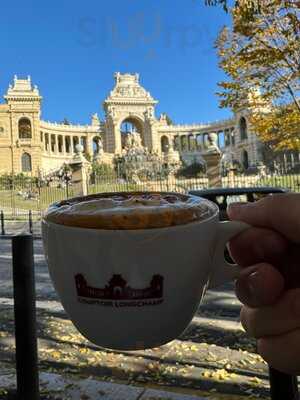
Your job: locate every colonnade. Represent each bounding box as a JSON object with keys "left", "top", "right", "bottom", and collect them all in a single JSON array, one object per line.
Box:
[
  {"left": 40, "top": 131, "right": 93, "bottom": 157},
  {"left": 171, "top": 127, "right": 235, "bottom": 153}
]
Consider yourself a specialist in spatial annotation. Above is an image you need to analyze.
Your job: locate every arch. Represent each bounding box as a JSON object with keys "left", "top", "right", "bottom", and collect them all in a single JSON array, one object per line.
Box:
[
  {"left": 113, "top": 287, "right": 123, "bottom": 298},
  {"left": 120, "top": 117, "right": 144, "bottom": 149},
  {"left": 93, "top": 136, "right": 102, "bottom": 155},
  {"left": 21, "top": 152, "right": 32, "bottom": 172},
  {"left": 19, "top": 118, "right": 32, "bottom": 139},
  {"left": 240, "top": 117, "right": 248, "bottom": 140},
  {"left": 242, "top": 149, "right": 249, "bottom": 170},
  {"left": 161, "top": 136, "right": 169, "bottom": 153}
]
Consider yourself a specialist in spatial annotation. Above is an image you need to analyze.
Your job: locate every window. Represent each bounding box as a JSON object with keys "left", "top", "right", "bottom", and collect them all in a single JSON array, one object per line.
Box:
[
  {"left": 242, "top": 150, "right": 249, "bottom": 170},
  {"left": 21, "top": 153, "right": 32, "bottom": 172},
  {"left": 240, "top": 117, "right": 248, "bottom": 140},
  {"left": 0, "top": 127, "right": 4, "bottom": 134},
  {"left": 161, "top": 136, "right": 169, "bottom": 153},
  {"left": 19, "top": 118, "right": 32, "bottom": 139}
]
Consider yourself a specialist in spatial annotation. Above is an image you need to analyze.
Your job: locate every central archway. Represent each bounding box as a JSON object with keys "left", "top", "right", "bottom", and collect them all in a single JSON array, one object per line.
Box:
[{"left": 120, "top": 117, "right": 144, "bottom": 149}]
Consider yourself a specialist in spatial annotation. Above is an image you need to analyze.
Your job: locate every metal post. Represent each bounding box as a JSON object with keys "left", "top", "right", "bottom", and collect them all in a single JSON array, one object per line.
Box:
[
  {"left": 1, "top": 210, "right": 5, "bottom": 235},
  {"left": 269, "top": 367, "right": 298, "bottom": 400},
  {"left": 12, "top": 235, "right": 39, "bottom": 400},
  {"left": 29, "top": 210, "right": 33, "bottom": 234},
  {"left": 66, "top": 180, "right": 69, "bottom": 199}
]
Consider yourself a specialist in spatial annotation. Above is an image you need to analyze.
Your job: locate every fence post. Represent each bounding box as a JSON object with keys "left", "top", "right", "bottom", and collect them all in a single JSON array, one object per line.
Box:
[
  {"left": 1, "top": 210, "right": 5, "bottom": 235},
  {"left": 29, "top": 210, "right": 33, "bottom": 234},
  {"left": 66, "top": 180, "right": 69, "bottom": 199},
  {"left": 269, "top": 367, "right": 298, "bottom": 400},
  {"left": 12, "top": 234, "right": 40, "bottom": 400}
]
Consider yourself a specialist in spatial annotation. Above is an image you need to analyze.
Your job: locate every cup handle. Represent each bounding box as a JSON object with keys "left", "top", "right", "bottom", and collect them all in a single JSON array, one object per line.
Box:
[{"left": 208, "top": 221, "right": 250, "bottom": 289}]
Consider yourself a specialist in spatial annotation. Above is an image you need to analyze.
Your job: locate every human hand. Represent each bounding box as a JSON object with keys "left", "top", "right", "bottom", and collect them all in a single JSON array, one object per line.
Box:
[{"left": 228, "top": 193, "right": 300, "bottom": 374}]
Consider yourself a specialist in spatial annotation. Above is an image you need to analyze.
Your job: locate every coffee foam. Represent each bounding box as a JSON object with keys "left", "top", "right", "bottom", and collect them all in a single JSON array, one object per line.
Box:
[{"left": 44, "top": 192, "right": 216, "bottom": 230}]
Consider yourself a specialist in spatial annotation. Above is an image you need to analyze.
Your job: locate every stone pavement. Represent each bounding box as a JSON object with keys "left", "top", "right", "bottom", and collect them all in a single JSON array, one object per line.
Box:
[
  {"left": 1, "top": 371, "right": 210, "bottom": 400},
  {"left": 0, "top": 238, "right": 272, "bottom": 399}
]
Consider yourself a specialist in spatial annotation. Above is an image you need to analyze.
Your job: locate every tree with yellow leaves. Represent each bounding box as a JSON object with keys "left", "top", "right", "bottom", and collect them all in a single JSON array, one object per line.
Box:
[{"left": 215, "top": 0, "right": 300, "bottom": 151}]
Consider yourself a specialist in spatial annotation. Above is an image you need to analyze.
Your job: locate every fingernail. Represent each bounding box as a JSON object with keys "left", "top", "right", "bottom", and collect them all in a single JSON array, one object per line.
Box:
[
  {"left": 247, "top": 271, "right": 263, "bottom": 300},
  {"left": 227, "top": 202, "right": 250, "bottom": 218}
]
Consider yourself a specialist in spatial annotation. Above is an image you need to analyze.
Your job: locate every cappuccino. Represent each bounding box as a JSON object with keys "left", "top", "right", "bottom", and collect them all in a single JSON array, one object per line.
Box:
[{"left": 44, "top": 192, "right": 216, "bottom": 230}]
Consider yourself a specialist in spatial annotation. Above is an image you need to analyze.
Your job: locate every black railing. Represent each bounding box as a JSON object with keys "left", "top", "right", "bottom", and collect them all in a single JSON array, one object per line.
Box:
[
  {"left": 12, "top": 235, "right": 39, "bottom": 400},
  {"left": 0, "top": 167, "right": 299, "bottom": 215}
]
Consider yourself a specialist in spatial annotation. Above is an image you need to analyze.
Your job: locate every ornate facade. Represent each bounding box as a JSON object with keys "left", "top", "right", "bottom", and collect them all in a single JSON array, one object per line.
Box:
[{"left": 0, "top": 72, "right": 288, "bottom": 177}]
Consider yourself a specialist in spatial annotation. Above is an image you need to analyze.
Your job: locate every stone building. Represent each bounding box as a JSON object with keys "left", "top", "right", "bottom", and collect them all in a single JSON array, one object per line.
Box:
[{"left": 0, "top": 73, "right": 298, "bottom": 177}]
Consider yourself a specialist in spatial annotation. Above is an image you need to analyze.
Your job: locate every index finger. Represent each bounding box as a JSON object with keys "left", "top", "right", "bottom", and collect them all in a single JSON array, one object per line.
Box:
[{"left": 227, "top": 193, "right": 300, "bottom": 243}]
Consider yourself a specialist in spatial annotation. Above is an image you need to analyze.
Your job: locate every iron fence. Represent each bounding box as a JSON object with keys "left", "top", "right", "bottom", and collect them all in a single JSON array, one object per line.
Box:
[
  {"left": 0, "top": 170, "right": 299, "bottom": 216},
  {"left": 0, "top": 175, "right": 74, "bottom": 218}
]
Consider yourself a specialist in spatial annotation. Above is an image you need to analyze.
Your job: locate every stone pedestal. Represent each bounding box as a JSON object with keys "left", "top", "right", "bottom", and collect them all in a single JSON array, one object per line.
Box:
[
  {"left": 69, "top": 149, "right": 91, "bottom": 196},
  {"left": 203, "top": 152, "right": 222, "bottom": 188}
]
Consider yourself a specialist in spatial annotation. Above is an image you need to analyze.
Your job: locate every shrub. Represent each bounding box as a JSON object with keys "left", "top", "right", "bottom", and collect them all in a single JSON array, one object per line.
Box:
[{"left": 176, "top": 162, "right": 206, "bottom": 178}]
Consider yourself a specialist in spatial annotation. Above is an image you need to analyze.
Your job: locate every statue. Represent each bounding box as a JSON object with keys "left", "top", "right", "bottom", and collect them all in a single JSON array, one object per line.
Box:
[
  {"left": 145, "top": 107, "right": 154, "bottom": 119},
  {"left": 92, "top": 113, "right": 100, "bottom": 126},
  {"left": 107, "top": 106, "right": 115, "bottom": 118},
  {"left": 132, "top": 131, "right": 142, "bottom": 148},
  {"left": 124, "top": 131, "right": 143, "bottom": 150},
  {"left": 93, "top": 136, "right": 104, "bottom": 162},
  {"left": 205, "top": 133, "right": 221, "bottom": 155}
]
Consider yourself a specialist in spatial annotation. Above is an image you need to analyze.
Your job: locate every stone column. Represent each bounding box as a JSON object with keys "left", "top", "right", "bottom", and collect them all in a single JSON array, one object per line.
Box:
[
  {"left": 114, "top": 125, "right": 122, "bottom": 154},
  {"left": 69, "top": 136, "right": 74, "bottom": 154},
  {"left": 86, "top": 136, "right": 93, "bottom": 158},
  {"left": 62, "top": 135, "right": 66, "bottom": 154},
  {"left": 54, "top": 135, "right": 58, "bottom": 154},
  {"left": 203, "top": 152, "right": 222, "bottom": 188}
]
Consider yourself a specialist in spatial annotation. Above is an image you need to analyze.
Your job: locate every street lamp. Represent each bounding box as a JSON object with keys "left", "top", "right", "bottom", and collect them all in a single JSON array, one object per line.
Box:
[{"left": 58, "top": 164, "right": 72, "bottom": 198}]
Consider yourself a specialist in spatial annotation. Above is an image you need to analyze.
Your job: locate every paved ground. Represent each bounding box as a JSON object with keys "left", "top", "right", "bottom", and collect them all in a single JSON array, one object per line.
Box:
[{"left": 0, "top": 238, "right": 271, "bottom": 399}]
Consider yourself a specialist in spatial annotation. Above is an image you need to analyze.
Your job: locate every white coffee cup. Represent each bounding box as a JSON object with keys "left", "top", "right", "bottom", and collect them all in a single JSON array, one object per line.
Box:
[{"left": 42, "top": 196, "right": 248, "bottom": 351}]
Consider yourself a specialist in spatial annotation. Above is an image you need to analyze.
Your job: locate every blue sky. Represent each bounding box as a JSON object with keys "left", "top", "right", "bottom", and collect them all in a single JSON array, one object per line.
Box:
[{"left": 0, "top": 0, "right": 232, "bottom": 125}]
